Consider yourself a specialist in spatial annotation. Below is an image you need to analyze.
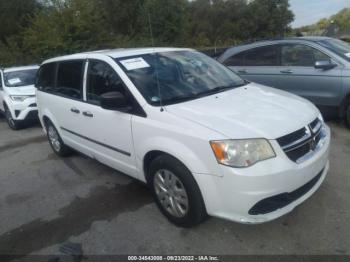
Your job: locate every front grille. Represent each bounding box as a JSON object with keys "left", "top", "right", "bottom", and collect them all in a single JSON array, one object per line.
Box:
[
  {"left": 277, "top": 118, "right": 324, "bottom": 163},
  {"left": 249, "top": 167, "right": 324, "bottom": 215}
]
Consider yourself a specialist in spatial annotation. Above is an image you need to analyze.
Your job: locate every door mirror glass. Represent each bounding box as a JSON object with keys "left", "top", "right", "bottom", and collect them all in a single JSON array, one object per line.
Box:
[
  {"left": 314, "top": 60, "right": 337, "bottom": 70},
  {"left": 100, "top": 91, "right": 130, "bottom": 111}
]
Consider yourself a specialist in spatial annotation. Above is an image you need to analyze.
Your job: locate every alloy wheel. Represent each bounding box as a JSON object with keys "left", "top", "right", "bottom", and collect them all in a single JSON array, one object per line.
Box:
[{"left": 48, "top": 126, "right": 61, "bottom": 152}]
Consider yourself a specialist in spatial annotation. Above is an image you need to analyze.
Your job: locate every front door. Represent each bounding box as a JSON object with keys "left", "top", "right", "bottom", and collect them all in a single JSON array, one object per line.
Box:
[
  {"left": 225, "top": 44, "right": 281, "bottom": 88},
  {"left": 276, "top": 43, "right": 343, "bottom": 107},
  {"left": 75, "top": 59, "right": 137, "bottom": 178}
]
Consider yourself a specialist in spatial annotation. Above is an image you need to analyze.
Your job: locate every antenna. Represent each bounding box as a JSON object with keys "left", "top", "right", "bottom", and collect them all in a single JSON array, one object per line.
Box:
[{"left": 147, "top": 11, "right": 164, "bottom": 111}]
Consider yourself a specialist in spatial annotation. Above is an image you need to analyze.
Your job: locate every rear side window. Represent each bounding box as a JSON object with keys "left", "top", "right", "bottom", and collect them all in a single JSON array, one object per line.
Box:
[
  {"left": 37, "top": 63, "right": 56, "bottom": 92},
  {"left": 281, "top": 44, "right": 330, "bottom": 67},
  {"left": 86, "top": 60, "right": 130, "bottom": 105},
  {"left": 56, "top": 60, "right": 84, "bottom": 100},
  {"left": 223, "top": 52, "right": 246, "bottom": 66},
  {"left": 224, "top": 45, "right": 279, "bottom": 66}
]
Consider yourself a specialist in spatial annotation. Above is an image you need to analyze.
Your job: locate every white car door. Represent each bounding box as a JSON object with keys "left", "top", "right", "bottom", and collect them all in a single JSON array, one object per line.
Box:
[
  {"left": 40, "top": 60, "right": 96, "bottom": 156},
  {"left": 0, "top": 71, "right": 4, "bottom": 112},
  {"left": 70, "top": 58, "right": 138, "bottom": 178}
]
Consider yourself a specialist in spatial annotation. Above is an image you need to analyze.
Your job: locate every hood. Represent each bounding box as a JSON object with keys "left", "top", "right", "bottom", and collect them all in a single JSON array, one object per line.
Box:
[
  {"left": 5, "top": 85, "right": 36, "bottom": 96},
  {"left": 165, "top": 83, "right": 319, "bottom": 140}
]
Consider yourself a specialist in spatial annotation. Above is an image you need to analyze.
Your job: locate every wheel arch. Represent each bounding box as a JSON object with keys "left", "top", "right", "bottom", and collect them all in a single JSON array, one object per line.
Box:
[
  {"left": 40, "top": 110, "right": 62, "bottom": 138},
  {"left": 339, "top": 92, "right": 350, "bottom": 118},
  {"left": 143, "top": 150, "right": 179, "bottom": 183},
  {"left": 139, "top": 137, "right": 220, "bottom": 183}
]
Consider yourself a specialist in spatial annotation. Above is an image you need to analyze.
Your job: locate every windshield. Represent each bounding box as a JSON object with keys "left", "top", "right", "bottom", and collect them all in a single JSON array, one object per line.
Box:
[
  {"left": 4, "top": 69, "right": 38, "bottom": 87},
  {"left": 116, "top": 51, "right": 246, "bottom": 106},
  {"left": 317, "top": 39, "right": 350, "bottom": 62}
]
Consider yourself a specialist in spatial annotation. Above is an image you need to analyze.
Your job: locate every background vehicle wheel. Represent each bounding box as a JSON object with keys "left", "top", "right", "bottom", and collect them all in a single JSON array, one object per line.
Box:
[
  {"left": 345, "top": 102, "right": 350, "bottom": 128},
  {"left": 5, "top": 107, "right": 22, "bottom": 130},
  {"left": 45, "top": 120, "right": 73, "bottom": 157},
  {"left": 148, "top": 155, "right": 207, "bottom": 227}
]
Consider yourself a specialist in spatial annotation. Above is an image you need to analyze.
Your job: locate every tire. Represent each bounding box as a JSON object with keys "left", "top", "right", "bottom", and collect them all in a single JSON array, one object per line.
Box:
[
  {"left": 5, "top": 107, "right": 22, "bottom": 130},
  {"left": 45, "top": 120, "right": 73, "bottom": 157},
  {"left": 148, "top": 154, "right": 207, "bottom": 227},
  {"left": 345, "top": 102, "right": 350, "bottom": 128}
]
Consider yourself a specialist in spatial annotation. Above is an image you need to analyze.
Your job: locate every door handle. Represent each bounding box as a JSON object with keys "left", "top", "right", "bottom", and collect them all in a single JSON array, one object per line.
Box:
[
  {"left": 82, "top": 111, "right": 94, "bottom": 118},
  {"left": 280, "top": 69, "right": 293, "bottom": 74},
  {"left": 237, "top": 69, "right": 247, "bottom": 74},
  {"left": 70, "top": 108, "right": 80, "bottom": 114}
]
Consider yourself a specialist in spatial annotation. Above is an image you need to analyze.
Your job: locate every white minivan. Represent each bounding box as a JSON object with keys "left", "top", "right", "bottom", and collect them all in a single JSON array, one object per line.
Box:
[
  {"left": 0, "top": 65, "right": 39, "bottom": 130},
  {"left": 36, "top": 48, "right": 330, "bottom": 227}
]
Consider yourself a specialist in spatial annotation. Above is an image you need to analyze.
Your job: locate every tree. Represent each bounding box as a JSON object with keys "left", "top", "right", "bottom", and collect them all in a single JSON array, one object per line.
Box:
[
  {"left": 246, "top": 0, "right": 294, "bottom": 40},
  {"left": 22, "top": 0, "right": 111, "bottom": 61},
  {"left": 0, "top": 0, "right": 40, "bottom": 47}
]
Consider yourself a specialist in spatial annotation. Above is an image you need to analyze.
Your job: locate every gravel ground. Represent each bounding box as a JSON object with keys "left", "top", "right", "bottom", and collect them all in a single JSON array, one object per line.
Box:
[{"left": 0, "top": 117, "right": 349, "bottom": 260}]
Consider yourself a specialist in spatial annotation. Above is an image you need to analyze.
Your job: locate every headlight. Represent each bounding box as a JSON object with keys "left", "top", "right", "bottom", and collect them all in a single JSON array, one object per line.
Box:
[
  {"left": 210, "top": 139, "right": 276, "bottom": 168},
  {"left": 10, "top": 95, "right": 34, "bottom": 102}
]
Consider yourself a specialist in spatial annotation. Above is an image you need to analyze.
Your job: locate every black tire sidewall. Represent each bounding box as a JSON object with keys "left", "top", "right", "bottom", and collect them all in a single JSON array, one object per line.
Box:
[
  {"left": 148, "top": 155, "right": 207, "bottom": 227},
  {"left": 346, "top": 103, "right": 350, "bottom": 128},
  {"left": 5, "top": 108, "right": 20, "bottom": 130},
  {"left": 45, "top": 121, "right": 71, "bottom": 156}
]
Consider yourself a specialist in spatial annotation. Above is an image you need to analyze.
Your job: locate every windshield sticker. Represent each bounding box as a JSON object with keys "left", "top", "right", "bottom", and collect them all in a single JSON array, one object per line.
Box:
[
  {"left": 8, "top": 78, "right": 22, "bottom": 85},
  {"left": 120, "top": 57, "right": 150, "bottom": 71},
  {"left": 151, "top": 96, "right": 160, "bottom": 102},
  {"left": 345, "top": 53, "right": 350, "bottom": 58}
]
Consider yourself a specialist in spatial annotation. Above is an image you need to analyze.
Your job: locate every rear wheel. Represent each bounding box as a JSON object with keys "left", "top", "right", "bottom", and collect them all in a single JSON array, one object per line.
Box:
[
  {"left": 5, "top": 107, "right": 22, "bottom": 130},
  {"left": 46, "top": 120, "right": 73, "bottom": 157},
  {"left": 148, "top": 155, "right": 207, "bottom": 227}
]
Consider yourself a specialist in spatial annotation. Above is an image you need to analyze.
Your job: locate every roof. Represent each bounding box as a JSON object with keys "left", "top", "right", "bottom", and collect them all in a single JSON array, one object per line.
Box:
[
  {"left": 217, "top": 36, "right": 337, "bottom": 62},
  {"left": 43, "top": 47, "right": 192, "bottom": 64},
  {"left": 287, "top": 36, "right": 332, "bottom": 42},
  {"left": 3, "top": 65, "right": 39, "bottom": 73}
]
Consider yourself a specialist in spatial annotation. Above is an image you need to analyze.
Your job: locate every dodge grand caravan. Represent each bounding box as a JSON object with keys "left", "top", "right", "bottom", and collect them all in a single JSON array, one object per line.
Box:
[
  {"left": 36, "top": 48, "right": 330, "bottom": 227},
  {"left": 0, "top": 65, "right": 39, "bottom": 130}
]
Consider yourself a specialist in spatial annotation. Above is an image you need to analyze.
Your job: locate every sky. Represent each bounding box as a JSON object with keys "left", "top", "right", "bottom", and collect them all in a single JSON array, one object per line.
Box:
[{"left": 290, "top": 0, "right": 350, "bottom": 28}]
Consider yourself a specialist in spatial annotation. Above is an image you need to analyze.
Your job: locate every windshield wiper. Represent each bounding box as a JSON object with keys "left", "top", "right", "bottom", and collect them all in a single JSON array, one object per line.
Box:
[
  {"left": 195, "top": 83, "right": 246, "bottom": 98},
  {"left": 154, "top": 82, "right": 248, "bottom": 106},
  {"left": 154, "top": 94, "right": 199, "bottom": 106}
]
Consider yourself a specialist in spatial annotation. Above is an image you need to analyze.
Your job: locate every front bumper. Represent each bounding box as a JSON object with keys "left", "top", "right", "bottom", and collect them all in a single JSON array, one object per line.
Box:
[
  {"left": 8, "top": 97, "right": 38, "bottom": 121},
  {"left": 194, "top": 125, "right": 331, "bottom": 224}
]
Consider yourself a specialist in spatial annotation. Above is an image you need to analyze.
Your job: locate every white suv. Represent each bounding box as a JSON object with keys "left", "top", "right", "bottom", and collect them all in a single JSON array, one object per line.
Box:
[
  {"left": 0, "top": 65, "right": 39, "bottom": 130},
  {"left": 36, "top": 48, "right": 330, "bottom": 227}
]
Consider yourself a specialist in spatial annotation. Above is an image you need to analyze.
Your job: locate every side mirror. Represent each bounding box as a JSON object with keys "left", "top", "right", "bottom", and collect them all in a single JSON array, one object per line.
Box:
[
  {"left": 100, "top": 91, "right": 131, "bottom": 112},
  {"left": 314, "top": 60, "right": 337, "bottom": 70}
]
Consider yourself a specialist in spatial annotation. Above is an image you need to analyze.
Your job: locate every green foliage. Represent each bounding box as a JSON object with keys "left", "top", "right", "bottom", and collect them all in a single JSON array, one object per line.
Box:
[
  {"left": 0, "top": 0, "right": 295, "bottom": 67},
  {"left": 295, "top": 8, "right": 350, "bottom": 37}
]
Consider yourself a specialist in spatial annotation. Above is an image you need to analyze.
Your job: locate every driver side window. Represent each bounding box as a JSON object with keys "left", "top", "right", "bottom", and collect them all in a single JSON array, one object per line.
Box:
[
  {"left": 281, "top": 44, "right": 330, "bottom": 67},
  {"left": 86, "top": 60, "right": 129, "bottom": 106}
]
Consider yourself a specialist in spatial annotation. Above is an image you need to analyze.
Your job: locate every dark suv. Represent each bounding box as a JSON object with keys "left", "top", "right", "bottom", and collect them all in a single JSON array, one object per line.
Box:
[{"left": 218, "top": 37, "right": 350, "bottom": 125}]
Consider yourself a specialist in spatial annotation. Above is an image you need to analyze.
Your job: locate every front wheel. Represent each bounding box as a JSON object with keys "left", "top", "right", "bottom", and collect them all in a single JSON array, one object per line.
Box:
[
  {"left": 148, "top": 155, "right": 207, "bottom": 227},
  {"left": 5, "top": 107, "right": 22, "bottom": 130},
  {"left": 46, "top": 121, "right": 73, "bottom": 157}
]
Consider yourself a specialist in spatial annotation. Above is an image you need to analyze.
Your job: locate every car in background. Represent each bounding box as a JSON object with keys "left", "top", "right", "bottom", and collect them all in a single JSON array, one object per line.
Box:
[
  {"left": 218, "top": 37, "right": 350, "bottom": 126},
  {"left": 36, "top": 48, "right": 330, "bottom": 227},
  {"left": 0, "top": 65, "right": 39, "bottom": 130}
]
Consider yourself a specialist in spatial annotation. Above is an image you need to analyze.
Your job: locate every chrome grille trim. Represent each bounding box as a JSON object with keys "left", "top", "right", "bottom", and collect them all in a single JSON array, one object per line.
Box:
[
  {"left": 281, "top": 128, "right": 311, "bottom": 152},
  {"left": 277, "top": 117, "right": 325, "bottom": 163},
  {"left": 283, "top": 127, "right": 322, "bottom": 153}
]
